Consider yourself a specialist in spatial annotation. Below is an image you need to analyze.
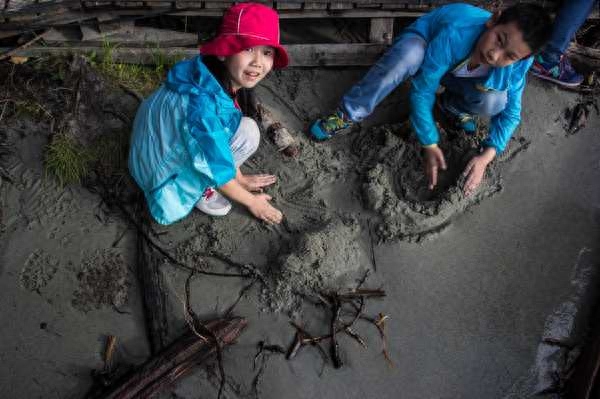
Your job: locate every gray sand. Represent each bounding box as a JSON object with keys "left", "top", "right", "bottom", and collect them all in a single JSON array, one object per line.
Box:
[{"left": 0, "top": 59, "right": 599, "bottom": 399}]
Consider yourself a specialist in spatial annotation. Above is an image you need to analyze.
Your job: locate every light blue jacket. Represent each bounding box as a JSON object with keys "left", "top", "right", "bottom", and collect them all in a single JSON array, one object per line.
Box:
[
  {"left": 129, "top": 56, "right": 241, "bottom": 225},
  {"left": 405, "top": 3, "right": 533, "bottom": 153}
]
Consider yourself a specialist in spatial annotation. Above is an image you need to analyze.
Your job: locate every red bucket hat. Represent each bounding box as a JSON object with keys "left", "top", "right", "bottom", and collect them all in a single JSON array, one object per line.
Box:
[{"left": 200, "top": 3, "right": 289, "bottom": 69}]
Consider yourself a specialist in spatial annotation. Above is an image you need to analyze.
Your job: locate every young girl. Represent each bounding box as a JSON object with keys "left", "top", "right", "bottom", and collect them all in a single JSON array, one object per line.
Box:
[{"left": 129, "top": 3, "right": 288, "bottom": 225}]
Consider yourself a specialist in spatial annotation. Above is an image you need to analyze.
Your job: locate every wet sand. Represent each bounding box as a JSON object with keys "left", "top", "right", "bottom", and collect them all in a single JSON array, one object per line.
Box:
[{"left": 0, "top": 61, "right": 599, "bottom": 399}]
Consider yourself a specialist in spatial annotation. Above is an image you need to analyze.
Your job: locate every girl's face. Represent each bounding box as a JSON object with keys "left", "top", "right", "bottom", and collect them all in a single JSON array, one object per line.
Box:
[{"left": 223, "top": 46, "right": 275, "bottom": 91}]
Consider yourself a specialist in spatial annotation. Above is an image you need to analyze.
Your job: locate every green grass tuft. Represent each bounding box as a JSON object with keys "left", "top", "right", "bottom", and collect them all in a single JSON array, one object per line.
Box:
[
  {"left": 91, "top": 38, "right": 185, "bottom": 96},
  {"left": 45, "top": 133, "right": 94, "bottom": 186}
]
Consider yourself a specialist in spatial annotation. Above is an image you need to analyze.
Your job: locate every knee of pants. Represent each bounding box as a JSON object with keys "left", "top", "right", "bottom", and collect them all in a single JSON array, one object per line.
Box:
[
  {"left": 374, "top": 36, "right": 426, "bottom": 84},
  {"left": 237, "top": 116, "right": 261, "bottom": 156},
  {"left": 475, "top": 91, "right": 507, "bottom": 117}
]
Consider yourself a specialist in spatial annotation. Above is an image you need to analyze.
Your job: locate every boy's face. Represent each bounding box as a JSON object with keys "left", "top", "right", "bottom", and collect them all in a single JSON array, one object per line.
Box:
[
  {"left": 472, "top": 20, "right": 532, "bottom": 68},
  {"left": 223, "top": 46, "right": 275, "bottom": 91}
]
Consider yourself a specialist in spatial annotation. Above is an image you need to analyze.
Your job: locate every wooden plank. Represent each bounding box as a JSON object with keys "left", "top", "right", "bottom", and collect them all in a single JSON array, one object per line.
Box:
[
  {"left": 276, "top": 2, "right": 304, "bottom": 10},
  {"left": 565, "top": 327, "right": 600, "bottom": 398},
  {"left": 567, "top": 42, "right": 600, "bottom": 69},
  {"left": 0, "top": 43, "right": 388, "bottom": 66},
  {"left": 328, "top": 2, "right": 354, "bottom": 10},
  {"left": 0, "top": 30, "right": 23, "bottom": 40},
  {"left": 167, "top": 8, "right": 425, "bottom": 18},
  {"left": 369, "top": 17, "right": 393, "bottom": 45},
  {"left": 303, "top": 2, "right": 328, "bottom": 10},
  {"left": 137, "top": 226, "right": 172, "bottom": 353}
]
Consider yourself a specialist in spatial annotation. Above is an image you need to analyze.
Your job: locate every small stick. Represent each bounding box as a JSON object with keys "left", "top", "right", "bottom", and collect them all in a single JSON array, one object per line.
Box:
[
  {"left": 344, "top": 327, "right": 367, "bottom": 348},
  {"left": 288, "top": 322, "right": 329, "bottom": 363},
  {"left": 286, "top": 331, "right": 303, "bottom": 360},
  {"left": 367, "top": 220, "right": 378, "bottom": 271},
  {"left": 224, "top": 277, "right": 257, "bottom": 317},
  {"left": 103, "top": 335, "right": 117, "bottom": 372},
  {"left": 337, "top": 288, "right": 386, "bottom": 299},
  {"left": 330, "top": 297, "right": 343, "bottom": 369},
  {"left": 374, "top": 313, "right": 394, "bottom": 368},
  {"left": 0, "top": 30, "right": 49, "bottom": 61}
]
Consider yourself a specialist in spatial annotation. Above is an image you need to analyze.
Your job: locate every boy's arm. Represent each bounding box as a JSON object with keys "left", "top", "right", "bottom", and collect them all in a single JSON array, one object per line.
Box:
[
  {"left": 483, "top": 57, "right": 534, "bottom": 153},
  {"left": 409, "top": 32, "right": 454, "bottom": 147}
]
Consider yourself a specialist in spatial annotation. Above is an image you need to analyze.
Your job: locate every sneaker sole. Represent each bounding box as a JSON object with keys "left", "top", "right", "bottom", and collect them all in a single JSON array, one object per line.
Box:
[
  {"left": 309, "top": 121, "right": 353, "bottom": 141},
  {"left": 195, "top": 203, "right": 232, "bottom": 217},
  {"left": 531, "top": 71, "right": 583, "bottom": 88}
]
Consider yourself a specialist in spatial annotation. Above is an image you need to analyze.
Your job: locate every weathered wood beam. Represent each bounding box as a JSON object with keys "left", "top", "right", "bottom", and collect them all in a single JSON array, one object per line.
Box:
[
  {"left": 137, "top": 222, "right": 172, "bottom": 354},
  {"left": 87, "top": 317, "right": 247, "bottom": 399},
  {"left": 0, "top": 43, "right": 388, "bottom": 66},
  {"left": 567, "top": 42, "right": 600, "bottom": 70},
  {"left": 566, "top": 329, "right": 600, "bottom": 398},
  {"left": 369, "top": 17, "right": 394, "bottom": 45}
]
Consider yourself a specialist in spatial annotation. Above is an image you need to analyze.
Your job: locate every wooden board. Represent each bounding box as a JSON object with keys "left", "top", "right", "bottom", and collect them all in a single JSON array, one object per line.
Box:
[{"left": 0, "top": 43, "right": 388, "bottom": 66}]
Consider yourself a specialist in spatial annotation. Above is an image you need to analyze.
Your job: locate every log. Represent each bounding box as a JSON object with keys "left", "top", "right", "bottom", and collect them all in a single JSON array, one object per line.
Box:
[
  {"left": 567, "top": 42, "right": 600, "bottom": 70},
  {"left": 256, "top": 104, "right": 300, "bottom": 157},
  {"left": 137, "top": 217, "right": 171, "bottom": 354},
  {"left": 87, "top": 317, "right": 247, "bottom": 399},
  {"left": 566, "top": 324, "right": 600, "bottom": 399},
  {"left": 369, "top": 17, "right": 394, "bottom": 45},
  {"left": 0, "top": 43, "right": 387, "bottom": 67}
]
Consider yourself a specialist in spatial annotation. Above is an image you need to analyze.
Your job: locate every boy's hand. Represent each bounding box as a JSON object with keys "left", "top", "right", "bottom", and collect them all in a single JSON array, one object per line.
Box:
[
  {"left": 248, "top": 194, "right": 283, "bottom": 224},
  {"left": 462, "top": 147, "right": 496, "bottom": 196},
  {"left": 423, "top": 145, "right": 447, "bottom": 190}
]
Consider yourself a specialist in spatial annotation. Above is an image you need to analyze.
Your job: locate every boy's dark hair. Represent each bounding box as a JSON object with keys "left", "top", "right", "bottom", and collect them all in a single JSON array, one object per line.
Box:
[{"left": 496, "top": 4, "right": 553, "bottom": 54}]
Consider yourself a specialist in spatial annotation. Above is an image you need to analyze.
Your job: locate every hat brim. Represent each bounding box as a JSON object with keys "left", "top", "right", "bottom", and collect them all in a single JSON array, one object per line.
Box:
[{"left": 200, "top": 34, "right": 289, "bottom": 69}]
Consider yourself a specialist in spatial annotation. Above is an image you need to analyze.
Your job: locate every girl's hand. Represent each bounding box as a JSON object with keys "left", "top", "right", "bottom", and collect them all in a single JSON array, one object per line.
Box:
[
  {"left": 238, "top": 173, "right": 277, "bottom": 192},
  {"left": 462, "top": 147, "right": 496, "bottom": 196},
  {"left": 247, "top": 193, "right": 283, "bottom": 224}
]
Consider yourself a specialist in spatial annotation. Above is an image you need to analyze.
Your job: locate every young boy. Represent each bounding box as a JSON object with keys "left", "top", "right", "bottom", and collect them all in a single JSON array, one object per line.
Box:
[{"left": 310, "top": 3, "right": 552, "bottom": 195}]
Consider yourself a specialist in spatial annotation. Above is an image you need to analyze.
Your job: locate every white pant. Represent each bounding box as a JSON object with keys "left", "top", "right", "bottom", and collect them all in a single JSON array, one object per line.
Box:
[{"left": 229, "top": 116, "right": 260, "bottom": 168}]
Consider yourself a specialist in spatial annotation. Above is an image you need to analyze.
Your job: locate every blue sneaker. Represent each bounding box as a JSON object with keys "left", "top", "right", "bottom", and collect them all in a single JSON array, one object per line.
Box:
[
  {"left": 437, "top": 94, "right": 477, "bottom": 134},
  {"left": 309, "top": 109, "right": 354, "bottom": 140},
  {"left": 531, "top": 53, "right": 584, "bottom": 88}
]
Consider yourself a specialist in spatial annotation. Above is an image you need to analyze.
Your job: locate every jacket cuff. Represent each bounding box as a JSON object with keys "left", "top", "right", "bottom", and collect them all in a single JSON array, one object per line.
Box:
[{"left": 482, "top": 139, "right": 503, "bottom": 154}]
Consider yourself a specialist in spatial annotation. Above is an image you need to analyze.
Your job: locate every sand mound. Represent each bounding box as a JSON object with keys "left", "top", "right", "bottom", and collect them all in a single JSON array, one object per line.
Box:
[
  {"left": 355, "top": 122, "right": 530, "bottom": 242},
  {"left": 265, "top": 219, "right": 364, "bottom": 313}
]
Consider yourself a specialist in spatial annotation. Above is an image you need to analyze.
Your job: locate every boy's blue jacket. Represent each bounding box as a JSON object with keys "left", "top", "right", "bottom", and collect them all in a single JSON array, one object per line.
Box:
[
  {"left": 129, "top": 56, "right": 241, "bottom": 225},
  {"left": 405, "top": 3, "right": 533, "bottom": 153}
]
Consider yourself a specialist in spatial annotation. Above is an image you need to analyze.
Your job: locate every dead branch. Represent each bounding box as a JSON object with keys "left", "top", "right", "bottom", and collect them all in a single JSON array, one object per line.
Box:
[
  {"left": 0, "top": 30, "right": 49, "bottom": 61},
  {"left": 87, "top": 317, "right": 247, "bottom": 399},
  {"left": 183, "top": 272, "right": 226, "bottom": 399},
  {"left": 224, "top": 277, "right": 258, "bottom": 317},
  {"left": 252, "top": 341, "right": 286, "bottom": 397},
  {"left": 287, "top": 322, "right": 329, "bottom": 364},
  {"left": 256, "top": 103, "right": 300, "bottom": 157},
  {"left": 329, "top": 296, "right": 343, "bottom": 369}
]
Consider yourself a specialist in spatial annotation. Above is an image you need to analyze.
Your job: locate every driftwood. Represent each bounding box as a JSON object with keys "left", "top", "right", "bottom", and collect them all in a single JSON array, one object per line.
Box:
[
  {"left": 87, "top": 317, "right": 247, "bottom": 399},
  {"left": 0, "top": 43, "right": 388, "bottom": 67},
  {"left": 566, "top": 334, "right": 600, "bottom": 399},
  {"left": 287, "top": 277, "right": 391, "bottom": 369},
  {"left": 137, "top": 213, "right": 172, "bottom": 354},
  {"left": 567, "top": 42, "right": 600, "bottom": 70},
  {"left": 256, "top": 103, "right": 300, "bottom": 157}
]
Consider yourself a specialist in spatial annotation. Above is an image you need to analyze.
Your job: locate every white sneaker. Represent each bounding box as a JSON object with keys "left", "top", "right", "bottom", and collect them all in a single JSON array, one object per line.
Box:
[{"left": 195, "top": 187, "right": 232, "bottom": 216}]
